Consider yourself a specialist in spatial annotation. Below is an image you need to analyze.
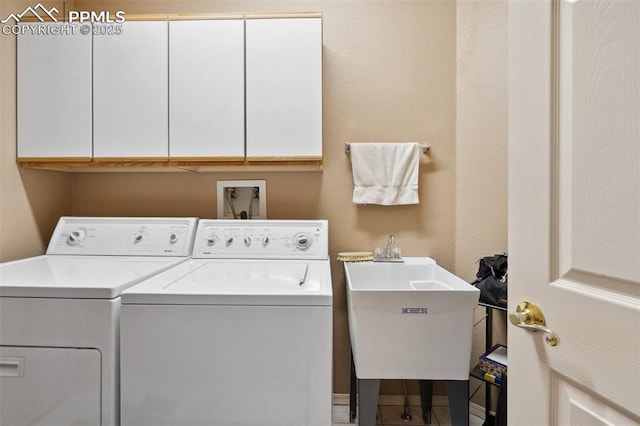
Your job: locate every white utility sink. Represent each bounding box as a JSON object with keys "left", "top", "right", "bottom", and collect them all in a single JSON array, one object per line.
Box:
[{"left": 345, "top": 257, "right": 480, "bottom": 380}]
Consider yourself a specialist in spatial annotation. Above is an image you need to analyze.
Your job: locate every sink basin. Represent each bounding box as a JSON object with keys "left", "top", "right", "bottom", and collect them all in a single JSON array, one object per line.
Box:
[{"left": 344, "top": 257, "right": 479, "bottom": 380}]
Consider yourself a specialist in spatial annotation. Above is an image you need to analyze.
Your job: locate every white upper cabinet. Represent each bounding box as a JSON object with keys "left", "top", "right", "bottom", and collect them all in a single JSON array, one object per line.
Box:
[
  {"left": 17, "top": 23, "right": 92, "bottom": 159},
  {"left": 169, "top": 20, "right": 245, "bottom": 159},
  {"left": 246, "top": 17, "right": 323, "bottom": 159},
  {"left": 16, "top": 15, "right": 323, "bottom": 170},
  {"left": 93, "top": 21, "right": 168, "bottom": 159}
]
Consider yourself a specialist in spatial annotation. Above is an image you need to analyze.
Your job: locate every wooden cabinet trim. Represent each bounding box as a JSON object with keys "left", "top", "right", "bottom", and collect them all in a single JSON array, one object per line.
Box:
[
  {"left": 18, "top": 158, "right": 323, "bottom": 172},
  {"left": 168, "top": 14, "right": 246, "bottom": 21}
]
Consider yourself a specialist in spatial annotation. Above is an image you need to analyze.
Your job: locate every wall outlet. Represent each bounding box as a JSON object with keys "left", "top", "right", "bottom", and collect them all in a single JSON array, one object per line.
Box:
[{"left": 216, "top": 180, "right": 266, "bottom": 219}]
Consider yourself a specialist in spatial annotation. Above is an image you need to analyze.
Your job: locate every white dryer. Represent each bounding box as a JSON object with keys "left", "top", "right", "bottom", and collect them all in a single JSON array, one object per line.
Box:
[
  {"left": 0, "top": 217, "right": 198, "bottom": 426},
  {"left": 120, "top": 219, "right": 333, "bottom": 426}
]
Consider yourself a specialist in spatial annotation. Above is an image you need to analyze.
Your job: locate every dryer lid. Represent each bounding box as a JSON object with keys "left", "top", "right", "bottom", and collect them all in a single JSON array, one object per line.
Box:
[{"left": 0, "top": 255, "right": 188, "bottom": 299}]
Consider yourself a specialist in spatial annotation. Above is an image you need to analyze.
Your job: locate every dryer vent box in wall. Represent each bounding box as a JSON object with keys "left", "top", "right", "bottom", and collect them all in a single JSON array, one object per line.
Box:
[{"left": 217, "top": 180, "right": 267, "bottom": 219}]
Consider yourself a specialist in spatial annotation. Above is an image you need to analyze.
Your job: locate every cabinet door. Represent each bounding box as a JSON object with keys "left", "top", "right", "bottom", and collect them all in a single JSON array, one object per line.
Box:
[
  {"left": 169, "top": 20, "right": 245, "bottom": 159},
  {"left": 246, "top": 18, "right": 322, "bottom": 159},
  {"left": 93, "top": 21, "right": 168, "bottom": 159},
  {"left": 17, "top": 23, "right": 92, "bottom": 159}
]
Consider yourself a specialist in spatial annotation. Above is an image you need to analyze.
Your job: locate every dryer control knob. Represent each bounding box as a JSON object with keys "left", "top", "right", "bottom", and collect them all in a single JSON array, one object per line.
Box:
[
  {"left": 170, "top": 233, "right": 178, "bottom": 243},
  {"left": 294, "top": 233, "right": 312, "bottom": 251},
  {"left": 262, "top": 236, "right": 270, "bottom": 246},
  {"left": 134, "top": 234, "right": 143, "bottom": 243},
  {"left": 244, "top": 236, "right": 252, "bottom": 247},
  {"left": 207, "top": 235, "right": 218, "bottom": 246},
  {"left": 226, "top": 237, "right": 234, "bottom": 246}
]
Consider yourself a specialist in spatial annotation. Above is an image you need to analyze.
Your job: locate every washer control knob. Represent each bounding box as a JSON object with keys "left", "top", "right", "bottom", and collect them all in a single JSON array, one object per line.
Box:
[
  {"left": 294, "top": 233, "right": 312, "bottom": 251},
  {"left": 134, "top": 234, "right": 143, "bottom": 243},
  {"left": 170, "top": 233, "right": 178, "bottom": 243},
  {"left": 244, "top": 236, "right": 252, "bottom": 247},
  {"left": 226, "top": 236, "right": 234, "bottom": 246},
  {"left": 67, "top": 229, "right": 86, "bottom": 246},
  {"left": 262, "top": 236, "right": 270, "bottom": 246},
  {"left": 206, "top": 235, "right": 218, "bottom": 246}
]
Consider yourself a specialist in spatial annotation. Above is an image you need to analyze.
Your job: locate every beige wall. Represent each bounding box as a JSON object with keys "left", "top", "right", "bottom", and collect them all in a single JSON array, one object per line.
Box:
[
  {"left": 0, "top": 0, "right": 72, "bottom": 262},
  {"left": 456, "top": 0, "right": 508, "bottom": 408},
  {"left": 0, "top": 0, "right": 508, "bottom": 399}
]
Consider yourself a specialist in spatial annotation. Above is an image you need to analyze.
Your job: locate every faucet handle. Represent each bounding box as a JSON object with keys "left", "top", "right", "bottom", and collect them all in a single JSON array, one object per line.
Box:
[
  {"left": 392, "top": 247, "right": 402, "bottom": 259},
  {"left": 374, "top": 247, "right": 384, "bottom": 259}
]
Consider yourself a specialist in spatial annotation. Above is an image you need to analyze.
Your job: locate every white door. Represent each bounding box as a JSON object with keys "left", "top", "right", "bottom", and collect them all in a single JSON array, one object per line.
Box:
[
  {"left": 93, "top": 21, "right": 168, "bottom": 159},
  {"left": 245, "top": 17, "right": 323, "bottom": 160},
  {"left": 17, "top": 23, "right": 92, "bottom": 160},
  {"left": 508, "top": 1, "right": 640, "bottom": 425},
  {"left": 169, "top": 19, "right": 245, "bottom": 159}
]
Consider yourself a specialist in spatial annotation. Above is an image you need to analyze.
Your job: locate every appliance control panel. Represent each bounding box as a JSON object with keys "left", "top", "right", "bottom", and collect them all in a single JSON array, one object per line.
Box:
[
  {"left": 46, "top": 217, "right": 199, "bottom": 256},
  {"left": 193, "top": 219, "right": 328, "bottom": 260}
]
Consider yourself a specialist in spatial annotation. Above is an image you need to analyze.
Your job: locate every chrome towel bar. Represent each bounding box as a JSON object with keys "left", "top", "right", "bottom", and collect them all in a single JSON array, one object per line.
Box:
[{"left": 345, "top": 143, "right": 431, "bottom": 154}]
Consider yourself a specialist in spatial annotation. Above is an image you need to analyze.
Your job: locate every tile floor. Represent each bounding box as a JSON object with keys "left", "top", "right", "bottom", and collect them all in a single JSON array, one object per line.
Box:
[{"left": 332, "top": 403, "right": 484, "bottom": 426}]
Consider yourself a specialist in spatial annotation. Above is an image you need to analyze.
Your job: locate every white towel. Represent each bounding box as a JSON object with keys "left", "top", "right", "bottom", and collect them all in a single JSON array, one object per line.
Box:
[{"left": 350, "top": 142, "right": 420, "bottom": 205}]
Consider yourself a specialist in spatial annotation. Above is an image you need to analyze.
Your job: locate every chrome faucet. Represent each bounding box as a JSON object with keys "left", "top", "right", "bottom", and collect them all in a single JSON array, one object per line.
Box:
[
  {"left": 385, "top": 234, "right": 396, "bottom": 258},
  {"left": 374, "top": 234, "right": 404, "bottom": 262}
]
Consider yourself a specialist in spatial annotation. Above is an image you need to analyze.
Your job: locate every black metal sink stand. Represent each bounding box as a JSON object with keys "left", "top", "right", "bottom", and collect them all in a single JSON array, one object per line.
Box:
[{"left": 349, "top": 351, "right": 470, "bottom": 426}]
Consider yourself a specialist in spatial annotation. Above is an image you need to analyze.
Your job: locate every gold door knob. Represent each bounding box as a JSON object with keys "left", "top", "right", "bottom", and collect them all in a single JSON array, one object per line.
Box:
[{"left": 509, "top": 301, "right": 560, "bottom": 346}]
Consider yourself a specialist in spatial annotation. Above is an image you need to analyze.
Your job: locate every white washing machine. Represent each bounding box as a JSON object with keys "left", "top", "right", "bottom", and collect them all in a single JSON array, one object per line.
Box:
[
  {"left": 120, "top": 219, "right": 333, "bottom": 426},
  {"left": 0, "top": 217, "right": 198, "bottom": 426}
]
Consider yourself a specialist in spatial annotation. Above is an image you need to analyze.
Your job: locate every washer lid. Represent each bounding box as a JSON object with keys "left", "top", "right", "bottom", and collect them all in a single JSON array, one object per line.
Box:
[
  {"left": 121, "top": 259, "right": 333, "bottom": 306},
  {"left": 0, "top": 255, "right": 188, "bottom": 299}
]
